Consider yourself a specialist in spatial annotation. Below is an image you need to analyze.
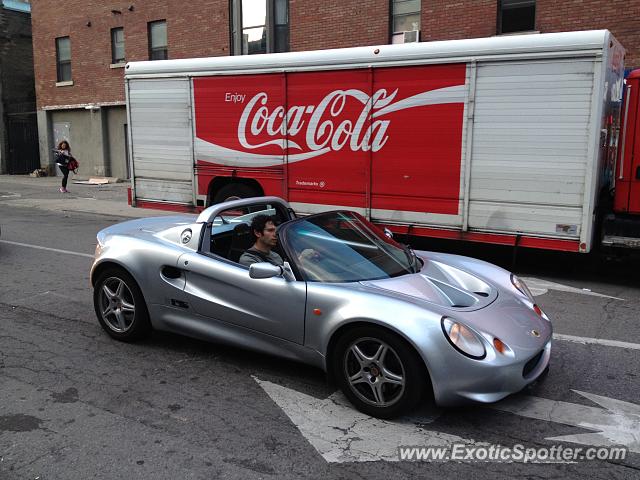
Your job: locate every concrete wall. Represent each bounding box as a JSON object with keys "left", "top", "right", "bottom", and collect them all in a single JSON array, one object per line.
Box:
[
  {"left": 49, "top": 109, "right": 107, "bottom": 177},
  {"left": 43, "top": 106, "right": 127, "bottom": 179}
]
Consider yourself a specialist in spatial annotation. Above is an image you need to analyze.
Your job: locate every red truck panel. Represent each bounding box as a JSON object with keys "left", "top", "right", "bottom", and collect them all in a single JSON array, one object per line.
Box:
[
  {"left": 615, "top": 70, "right": 640, "bottom": 214},
  {"left": 192, "top": 64, "right": 466, "bottom": 215}
]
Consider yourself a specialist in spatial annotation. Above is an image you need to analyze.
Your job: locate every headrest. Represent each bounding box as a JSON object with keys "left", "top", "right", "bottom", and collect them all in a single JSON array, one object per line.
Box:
[{"left": 233, "top": 223, "right": 251, "bottom": 235}]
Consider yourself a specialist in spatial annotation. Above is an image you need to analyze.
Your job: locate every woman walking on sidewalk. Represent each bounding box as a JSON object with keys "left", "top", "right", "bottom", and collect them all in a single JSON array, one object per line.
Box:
[{"left": 54, "top": 140, "right": 75, "bottom": 193}]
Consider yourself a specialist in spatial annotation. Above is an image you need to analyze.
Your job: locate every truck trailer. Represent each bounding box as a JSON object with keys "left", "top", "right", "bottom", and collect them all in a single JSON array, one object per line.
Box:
[{"left": 124, "top": 29, "right": 640, "bottom": 253}]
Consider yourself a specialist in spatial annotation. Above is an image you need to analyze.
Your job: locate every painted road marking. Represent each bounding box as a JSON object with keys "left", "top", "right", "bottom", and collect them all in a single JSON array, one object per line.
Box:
[
  {"left": 255, "top": 377, "right": 640, "bottom": 463},
  {"left": 491, "top": 390, "right": 640, "bottom": 453},
  {"left": 0, "top": 240, "right": 94, "bottom": 259},
  {"left": 554, "top": 333, "right": 640, "bottom": 351},
  {"left": 253, "top": 376, "right": 472, "bottom": 463},
  {"left": 522, "top": 277, "right": 624, "bottom": 300}
]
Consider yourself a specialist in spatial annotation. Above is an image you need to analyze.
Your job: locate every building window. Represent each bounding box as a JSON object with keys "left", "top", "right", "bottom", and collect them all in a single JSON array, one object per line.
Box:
[
  {"left": 231, "top": 0, "right": 289, "bottom": 55},
  {"left": 111, "top": 27, "right": 125, "bottom": 64},
  {"left": 498, "top": 0, "right": 536, "bottom": 34},
  {"left": 148, "top": 20, "right": 168, "bottom": 60},
  {"left": 391, "top": 0, "right": 420, "bottom": 37},
  {"left": 55, "top": 36, "right": 71, "bottom": 82}
]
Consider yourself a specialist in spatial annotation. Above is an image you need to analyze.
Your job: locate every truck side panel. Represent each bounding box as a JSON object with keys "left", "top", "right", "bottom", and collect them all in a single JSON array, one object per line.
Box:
[
  {"left": 128, "top": 78, "right": 194, "bottom": 205},
  {"left": 370, "top": 64, "right": 467, "bottom": 223},
  {"left": 286, "top": 69, "right": 371, "bottom": 210}
]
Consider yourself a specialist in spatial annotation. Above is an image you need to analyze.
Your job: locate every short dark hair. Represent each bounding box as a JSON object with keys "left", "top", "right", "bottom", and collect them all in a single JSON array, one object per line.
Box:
[{"left": 250, "top": 214, "right": 277, "bottom": 236}]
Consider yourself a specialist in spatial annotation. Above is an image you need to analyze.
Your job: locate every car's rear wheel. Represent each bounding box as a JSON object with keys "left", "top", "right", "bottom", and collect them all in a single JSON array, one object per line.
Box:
[
  {"left": 93, "top": 267, "right": 151, "bottom": 342},
  {"left": 333, "top": 326, "right": 427, "bottom": 418}
]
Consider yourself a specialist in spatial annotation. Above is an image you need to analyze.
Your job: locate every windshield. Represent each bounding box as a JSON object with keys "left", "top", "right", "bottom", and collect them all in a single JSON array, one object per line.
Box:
[{"left": 284, "top": 211, "right": 416, "bottom": 282}]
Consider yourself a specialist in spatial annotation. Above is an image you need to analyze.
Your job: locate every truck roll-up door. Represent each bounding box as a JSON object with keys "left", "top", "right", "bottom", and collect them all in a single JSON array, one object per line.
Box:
[
  {"left": 128, "top": 78, "right": 194, "bottom": 205},
  {"left": 468, "top": 58, "right": 595, "bottom": 239}
]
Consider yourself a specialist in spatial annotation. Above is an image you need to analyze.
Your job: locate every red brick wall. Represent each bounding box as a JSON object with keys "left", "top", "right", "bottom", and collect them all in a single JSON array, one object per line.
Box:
[
  {"left": 419, "top": 0, "right": 640, "bottom": 67},
  {"left": 421, "top": 1, "right": 498, "bottom": 41},
  {"left": 537, "top": 0, "right": 640, "bottom": 67},
  {"left": 289, "top": 0, "right": 388, "bottom": 51},
  {"left": 32, "top": 0, "right": 640, "bottom": 110},
  {"left": 31, "top": 0, "right": 229, "bottom": 109}
]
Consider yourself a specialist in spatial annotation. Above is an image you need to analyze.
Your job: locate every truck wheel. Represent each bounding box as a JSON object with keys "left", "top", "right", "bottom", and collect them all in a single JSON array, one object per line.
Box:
[{"left": 212, "top": 183, "right": 260, "bottom": 204}]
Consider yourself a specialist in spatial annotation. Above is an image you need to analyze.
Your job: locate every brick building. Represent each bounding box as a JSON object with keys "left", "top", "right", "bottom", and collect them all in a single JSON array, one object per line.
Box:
[
  {"left": 30, "top": 0, "right": 640, "bottom": 179},
  {"left": 0, "top": 0, "right": 38, "bottom": 175}
]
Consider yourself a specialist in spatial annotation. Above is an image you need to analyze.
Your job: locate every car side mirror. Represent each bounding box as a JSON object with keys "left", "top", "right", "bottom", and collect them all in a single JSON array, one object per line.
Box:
[{"left": 249, "top": 262, "right": 283, "bottom": 279}]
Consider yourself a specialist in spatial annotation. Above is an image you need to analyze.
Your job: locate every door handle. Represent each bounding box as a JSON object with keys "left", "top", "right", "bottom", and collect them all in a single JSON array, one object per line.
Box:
[
  {"left": 636, "top": 166, "right": 640, "bottom": 180},
  {"left": 162, "top": 266, "right": 182, "bottom": 279}
]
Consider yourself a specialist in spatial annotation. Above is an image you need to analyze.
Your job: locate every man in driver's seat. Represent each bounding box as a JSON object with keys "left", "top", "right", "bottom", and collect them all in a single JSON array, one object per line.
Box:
[{"left": 239, "top": 215, "right": 284, "bottom": 267}]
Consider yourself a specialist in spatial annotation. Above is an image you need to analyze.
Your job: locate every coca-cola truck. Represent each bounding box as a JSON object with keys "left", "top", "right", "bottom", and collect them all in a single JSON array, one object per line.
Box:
[{"left": 124, "top": 29, "right": 640, "bottom": 253}]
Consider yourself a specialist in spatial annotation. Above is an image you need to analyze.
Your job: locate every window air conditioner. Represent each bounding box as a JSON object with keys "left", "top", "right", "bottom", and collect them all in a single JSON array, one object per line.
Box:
[{"left": 391, "top": 30, "right": 420, "bottom": 44}]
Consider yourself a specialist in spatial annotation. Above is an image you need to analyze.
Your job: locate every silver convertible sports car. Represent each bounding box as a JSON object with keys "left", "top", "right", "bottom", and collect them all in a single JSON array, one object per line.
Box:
[{"left": 91, "top": 197, "right": 551, "bottom": 418}]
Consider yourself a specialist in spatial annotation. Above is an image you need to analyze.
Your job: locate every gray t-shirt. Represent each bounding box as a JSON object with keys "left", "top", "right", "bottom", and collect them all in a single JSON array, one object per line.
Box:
[{"left": 239, "top": 248, "right": 284, "bottom": 267}]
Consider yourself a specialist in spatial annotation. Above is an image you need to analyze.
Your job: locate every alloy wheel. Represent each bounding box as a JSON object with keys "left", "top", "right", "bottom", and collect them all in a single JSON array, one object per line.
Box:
[
  {"left": 98, "top": 276, "right": 136, "bottom": 333},
  {"left": 343, "top": 337, "right": 406, "bottom": 407}
]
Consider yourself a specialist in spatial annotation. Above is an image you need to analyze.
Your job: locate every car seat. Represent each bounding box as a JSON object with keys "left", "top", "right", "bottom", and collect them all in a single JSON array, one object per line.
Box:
[{"left": 228, "top": 223, "right": 254, "bottom": 263}]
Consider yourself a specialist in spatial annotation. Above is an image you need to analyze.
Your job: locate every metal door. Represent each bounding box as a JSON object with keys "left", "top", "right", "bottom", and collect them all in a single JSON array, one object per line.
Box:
[{"left": 7, "top": 113, "right": 40, "bottom": 174}]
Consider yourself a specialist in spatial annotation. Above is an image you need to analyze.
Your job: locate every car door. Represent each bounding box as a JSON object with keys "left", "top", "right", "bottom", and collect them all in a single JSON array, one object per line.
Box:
[
  {"left": 178, "top": 252, "right": 306, "bottom": 344},
  {"left": 178, "top": 198, "right": 305, "bottom": 344}
]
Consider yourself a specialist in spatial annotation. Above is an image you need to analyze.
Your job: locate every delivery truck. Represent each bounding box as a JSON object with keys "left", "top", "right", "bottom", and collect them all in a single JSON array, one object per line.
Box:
[{"left": 124, "top": 29, "right": 640, "bottom": 253}]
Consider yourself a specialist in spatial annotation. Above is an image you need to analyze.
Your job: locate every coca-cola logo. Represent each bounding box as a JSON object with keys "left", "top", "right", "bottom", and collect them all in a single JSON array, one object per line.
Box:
[
  {"left": 238, "top": 89, "right": 398, "bottom": 154},
  {"left": 195, "top": 84, "right": 465, "bottom": 167}
]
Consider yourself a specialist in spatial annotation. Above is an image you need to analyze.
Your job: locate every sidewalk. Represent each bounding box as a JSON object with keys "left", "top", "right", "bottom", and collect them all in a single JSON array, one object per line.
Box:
[{"left": 0, "top": 175, "right": 179, "bottom": 218}]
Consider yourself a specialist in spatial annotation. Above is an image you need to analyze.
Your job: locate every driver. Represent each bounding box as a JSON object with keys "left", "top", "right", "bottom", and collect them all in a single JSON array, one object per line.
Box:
[{"left": 239, "top": 215, "right": 284, "bottom": 267}]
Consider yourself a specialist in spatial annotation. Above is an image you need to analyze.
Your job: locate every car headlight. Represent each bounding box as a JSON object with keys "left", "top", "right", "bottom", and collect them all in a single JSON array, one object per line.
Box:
[
  {"left": 511, "top": 274, "right": 534, "bottom": 301},
  {"left": 441, "top": 317, "right": 486, "bottom": 359}
]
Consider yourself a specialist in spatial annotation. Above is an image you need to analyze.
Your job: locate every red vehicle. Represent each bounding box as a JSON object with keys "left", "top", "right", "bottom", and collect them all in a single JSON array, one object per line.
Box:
[
  {"left": 606, "top": 68, "right": 640, "bottom": 248},
  {"left": 124, "top": 30, "right": 640, "bottom": 253}
]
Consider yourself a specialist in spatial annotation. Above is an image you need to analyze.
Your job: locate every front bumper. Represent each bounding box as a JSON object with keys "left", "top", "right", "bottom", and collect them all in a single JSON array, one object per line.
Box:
[{"left": 430, "top": 339, "right": 552, "bottom": 406}]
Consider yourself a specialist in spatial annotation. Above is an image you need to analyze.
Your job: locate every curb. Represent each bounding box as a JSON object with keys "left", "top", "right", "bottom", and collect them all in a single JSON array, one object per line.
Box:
[{"left": 72, "top": 176, "right": 122, "bottom": 184}]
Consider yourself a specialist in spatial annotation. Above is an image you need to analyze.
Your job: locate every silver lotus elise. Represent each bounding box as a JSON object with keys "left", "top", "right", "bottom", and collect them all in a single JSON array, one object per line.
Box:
[{"left": 91, "top": 196, "right": 551, "bottom": 418}]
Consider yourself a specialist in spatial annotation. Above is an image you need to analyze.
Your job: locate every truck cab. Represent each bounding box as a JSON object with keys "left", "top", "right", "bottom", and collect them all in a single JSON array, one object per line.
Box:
[{"left": 603, "top": 69, "right": 640, "bottom": 248}]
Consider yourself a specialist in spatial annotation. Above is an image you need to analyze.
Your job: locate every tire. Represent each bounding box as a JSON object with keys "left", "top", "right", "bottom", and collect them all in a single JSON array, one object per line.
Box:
[
  {"left": 212, "top": 183, "right": 260, "bottom": 204},
  {"left": 332, "top": 326, "right": 428, "bottom": 419},
  {"left": 93, "top": 267, "right": 152, "bottom": 342}
]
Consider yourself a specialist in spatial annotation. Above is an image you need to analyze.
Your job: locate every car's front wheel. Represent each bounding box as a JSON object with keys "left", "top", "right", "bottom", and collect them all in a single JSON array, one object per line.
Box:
[
  {"left": 93, "top": 267, "right": 151, "bottom": 342},
  {"left": 333, "top": 326, "right": 428, "bottom": 418}
]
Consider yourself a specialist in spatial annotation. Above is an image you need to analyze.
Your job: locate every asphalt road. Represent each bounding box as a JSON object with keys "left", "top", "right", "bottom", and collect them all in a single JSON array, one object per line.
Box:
[{"left": 1, "top": 177, "right": 639, "bottom": 479}]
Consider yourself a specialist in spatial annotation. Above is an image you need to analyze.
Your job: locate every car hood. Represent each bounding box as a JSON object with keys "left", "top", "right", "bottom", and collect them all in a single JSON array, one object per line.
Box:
[{"left": 360, "top": 257, "right": 498, "bottom": 311}]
